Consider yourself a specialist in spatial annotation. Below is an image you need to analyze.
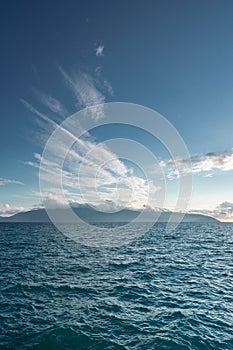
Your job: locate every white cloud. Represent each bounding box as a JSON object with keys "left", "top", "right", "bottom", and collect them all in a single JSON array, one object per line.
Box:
[
  {"left": 23, "top": 65, "right": 113, "bottom": 127},
  {"left": 0, "top": 178, "right": 23, "bottom": 186},
  {"left": 34, "top": 137, "right": 159, "bottom": 211},
  {"left": 23, "top": 115, "right": 159, "bottom": 211},
  {"left": 103, "top": 79, "right": 114, "bottom": 96},
  {"left": 0, "top": 203, "right": 26, "bottom": 217},
  {"left": 20, "top": 99, "right": 59, "bottom": 128},
  {"left": 34, "top": 90, "right": 69, "bottom": 118},
  {"left": 42, "top": 193, "right": 68, "bottom": 209},
  {"left": 58, "top": 67, "right": 106, "bottom": 120},
  {"left": 160, "top": 149, "right": 233, "bottom": 179},
  {"left": 216, "top": 201, "right": 233, "bottom": 221},
  {"left": 189, "top": 201, "right": 233, "bottom": 221},
  {"left": 95, "top": 45, "right": 104, "bottom": 56},
  {"left": 22, "top": 67, "right": 159, "bottom": 212}
]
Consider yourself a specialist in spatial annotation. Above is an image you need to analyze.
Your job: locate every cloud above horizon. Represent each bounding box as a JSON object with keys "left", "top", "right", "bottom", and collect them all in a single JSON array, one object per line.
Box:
[
  {"left": 189, "top": 201, "right": 233, "bottom": 221},
  {"left": 160, "top": 149, "right": 233, "bottom": 179},
  {"left": 22, "top": 67, "right": 158, "bottom": 212},
  {"left": 20, "top": 65, "right": 233, "bottom": 219},
  {"left": 58, "top": 67, "right": 109, "bottom": 120},
  {"left": 28, "top": 138, "right": 159, "bottom": 212},
  {"left": 0, "top": 178, "right": 23, "bottom": 186},
  {"left": 0, "top": 203, "right": 26, "bottom": 217},
  {"left": 33, "top": 89, "right": 69, "bottom": 119},
  {"left": 95, "top": 45, "right": 104, "bottom": 56},
  {"left": 22, "top": 66, "right": 113, "bottom": 124}
]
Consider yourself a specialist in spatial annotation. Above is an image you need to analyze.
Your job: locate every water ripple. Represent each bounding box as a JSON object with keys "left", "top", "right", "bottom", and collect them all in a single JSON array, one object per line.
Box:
[{"left": 0, "top": 222, "right": 233, "bottom": 349}]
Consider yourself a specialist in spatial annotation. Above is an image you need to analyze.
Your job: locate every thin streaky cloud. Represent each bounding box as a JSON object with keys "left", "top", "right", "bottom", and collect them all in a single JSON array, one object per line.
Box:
[
  {"left": 22, "top": 69, "right": 158, "bottom": 212},
  {"left": 58, "top": 66, "right": 106, "bottom": 120},
  {"left": 21, "top": 101, "right": 154, "bottom": 210},
  {"left": 0, "top": 178, "right": 24, "bottom": 186},
  {"left": 33, "top": 89, "right": 69, "bottom": 118},
  {"left": 20, "top": 99, "right": 59, "bottom": 129},
  {"left": 20, "top": 99, "right": 81, "bottom": 145}
]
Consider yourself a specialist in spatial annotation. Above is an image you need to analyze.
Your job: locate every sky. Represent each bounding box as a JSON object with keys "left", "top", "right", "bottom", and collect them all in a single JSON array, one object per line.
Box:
[{"left": 1, "top": 0, "right": 233, "bottom": 221}]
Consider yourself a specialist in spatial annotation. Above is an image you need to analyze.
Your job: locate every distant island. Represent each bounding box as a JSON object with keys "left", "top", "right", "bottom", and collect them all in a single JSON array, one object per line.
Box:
[{"left": 0, "top": 207, "right": 219, "bottom": 223}]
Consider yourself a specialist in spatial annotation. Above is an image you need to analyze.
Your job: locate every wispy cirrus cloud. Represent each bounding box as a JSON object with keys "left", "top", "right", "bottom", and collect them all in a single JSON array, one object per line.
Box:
[
  {"left": 23, "top": 65, "right": 114, "bottom": 126},
  {"left": 0, "top": 178, "right": 23, "bottom": 186},
  {"left": 22, "top": 104, "right": 158, "bottom": 211},
  {"left": 160, "top": 149, "right": 233, "bottom": 179},
  {"left": 58, "top": 67, "right": 107, "bottom": 120},
  {"left": 21, "top": 66, "right": 158, "bottom": 211},
  {"left": 27, "top": 133, "right": 158, "bottom": 212},
  {"left": 33, "top": 89, "right": 69, "bottom": 119},
  {"left": 95, "top": 66, "right": 114, "bottom": 96},
  {"left": 20, "top": 99, "right": 58, "bottom": 127}
]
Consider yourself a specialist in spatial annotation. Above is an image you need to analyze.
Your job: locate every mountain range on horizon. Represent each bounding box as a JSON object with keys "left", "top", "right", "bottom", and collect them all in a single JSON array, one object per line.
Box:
[{"left": 0, "top": 207, "right": 219, "bottom": 223}]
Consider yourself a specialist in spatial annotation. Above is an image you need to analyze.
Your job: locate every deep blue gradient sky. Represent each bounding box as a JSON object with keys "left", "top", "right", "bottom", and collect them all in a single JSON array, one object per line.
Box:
[{"left": 1, "top": 0, "right": 233, "bottom": 219}]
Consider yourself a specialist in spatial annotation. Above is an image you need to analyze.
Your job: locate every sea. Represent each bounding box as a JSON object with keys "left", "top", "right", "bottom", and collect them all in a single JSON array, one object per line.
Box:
[{"left": 0, "top": 222, "right": 233, "bottom": 350}]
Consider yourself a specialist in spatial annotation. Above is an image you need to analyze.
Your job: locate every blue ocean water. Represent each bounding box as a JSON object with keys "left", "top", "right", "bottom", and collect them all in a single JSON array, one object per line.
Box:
[{"left": 0, "top": 222, "right": 233, "bottom": 350}]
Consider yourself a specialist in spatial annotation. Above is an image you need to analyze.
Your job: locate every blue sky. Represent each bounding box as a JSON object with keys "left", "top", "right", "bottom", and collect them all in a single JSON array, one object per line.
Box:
[{"left": 1, "top": 0, "right": 233, "bottom": 220}]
